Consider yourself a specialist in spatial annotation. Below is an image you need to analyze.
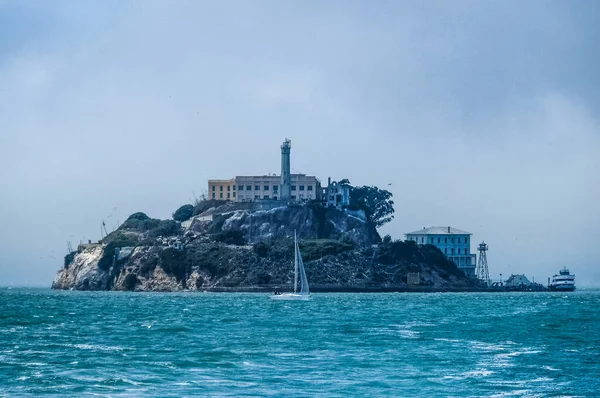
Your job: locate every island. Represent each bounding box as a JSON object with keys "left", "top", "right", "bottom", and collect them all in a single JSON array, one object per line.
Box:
[{"left": 52, "top": 192, "right": 478, "bottom": 292}]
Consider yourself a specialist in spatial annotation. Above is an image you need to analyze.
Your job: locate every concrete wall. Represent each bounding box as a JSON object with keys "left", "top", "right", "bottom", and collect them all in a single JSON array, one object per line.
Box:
[
  {"left": 233, "top": 174, "right": 320, "bottom": 201},
  {"left": 208, "top": 179, "right": 235, "bottom": 200},
  {"left": 235, "top": 175, "right": 280, "bottom": 201}
]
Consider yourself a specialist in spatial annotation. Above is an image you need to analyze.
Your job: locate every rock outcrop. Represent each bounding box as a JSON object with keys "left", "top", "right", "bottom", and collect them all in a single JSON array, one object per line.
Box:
[{"left": 52, "top": 202, "right": 476, "bottom": 292}]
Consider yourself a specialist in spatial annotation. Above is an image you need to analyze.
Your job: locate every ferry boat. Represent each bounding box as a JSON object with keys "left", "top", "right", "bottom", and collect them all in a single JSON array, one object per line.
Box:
[{"left": 548, "top": 267, "right": 576, "bottom": 291}]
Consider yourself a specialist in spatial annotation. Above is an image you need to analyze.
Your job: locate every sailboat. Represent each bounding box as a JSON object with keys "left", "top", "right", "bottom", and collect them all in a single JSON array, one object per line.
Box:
[{"left": 270, "top": 231, "right": 310, "bottom": 300}]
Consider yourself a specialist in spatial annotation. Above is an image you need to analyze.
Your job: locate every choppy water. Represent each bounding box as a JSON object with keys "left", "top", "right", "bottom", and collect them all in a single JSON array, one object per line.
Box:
[{"left": 1, "top": 289, "right": 599, "bottom": 397}]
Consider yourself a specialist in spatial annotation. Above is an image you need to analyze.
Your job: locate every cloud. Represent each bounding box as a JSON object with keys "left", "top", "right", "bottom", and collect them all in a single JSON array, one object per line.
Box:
[{"left": 0, "top": 1, "right": 599, "bottom": 286}]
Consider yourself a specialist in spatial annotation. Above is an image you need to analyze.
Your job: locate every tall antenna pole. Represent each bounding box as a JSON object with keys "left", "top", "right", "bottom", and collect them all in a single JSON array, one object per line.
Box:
[{"left": 476, "top": 241, "right": 490, "bottom": 286}]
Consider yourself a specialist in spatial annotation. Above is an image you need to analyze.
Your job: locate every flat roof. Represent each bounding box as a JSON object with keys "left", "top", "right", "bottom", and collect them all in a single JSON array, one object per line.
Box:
[{"left": 405, "top": 226, "right": 472, "bottom": 236}]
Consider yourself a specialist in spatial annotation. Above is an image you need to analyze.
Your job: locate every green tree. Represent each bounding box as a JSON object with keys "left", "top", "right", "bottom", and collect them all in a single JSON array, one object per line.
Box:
[
  {"left": 350, "top": 185, "right": 394, "bottom": 228},
  {"left": 126, "top": 212, "right": 150, "bottom": 221},
  {"left": 172, "top": 204, "right": 195, "bottom": 222}
]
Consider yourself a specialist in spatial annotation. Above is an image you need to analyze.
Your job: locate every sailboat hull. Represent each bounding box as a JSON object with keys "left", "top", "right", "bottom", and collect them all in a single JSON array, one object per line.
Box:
[{"left": 269, "top": 293, "right": 310, "bottom": 301}]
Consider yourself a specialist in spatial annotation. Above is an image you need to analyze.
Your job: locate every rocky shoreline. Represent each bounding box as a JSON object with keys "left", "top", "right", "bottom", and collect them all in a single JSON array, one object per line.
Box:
[{"left": 53, "top": 201, "right": 479, "bottom": 292}]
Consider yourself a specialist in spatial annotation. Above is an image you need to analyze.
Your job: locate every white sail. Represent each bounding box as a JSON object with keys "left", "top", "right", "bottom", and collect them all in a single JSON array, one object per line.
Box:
[
  {"left": 297, "top": 237, "right": 309, "bottom": 295},
  {"left": 270, "top": 230, "right": 310, "bottom": 300},
  {"left": 294, "top": 231, "right": 298, "bottom": 293}
]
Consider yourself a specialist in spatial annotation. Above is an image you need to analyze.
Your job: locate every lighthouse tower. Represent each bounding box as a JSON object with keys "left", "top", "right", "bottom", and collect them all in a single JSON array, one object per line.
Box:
[{"left": 280, "top": 139, "right": 292, "bottom": 200}]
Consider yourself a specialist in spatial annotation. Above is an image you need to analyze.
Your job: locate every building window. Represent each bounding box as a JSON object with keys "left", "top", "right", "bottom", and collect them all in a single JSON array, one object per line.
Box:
[
  {"left": 264, "top": 185, "right": 269, "bottom": 191},
  {"left": 421, "top": 237, "right": 424, "bottom": 243},
  {"left": 220, "top": 193, "right": 223, "bottom": 198},
  {"left": 254, "top": 195, "right": 259, "bottom": 200},
  {"left": 452, "top": 237, "right": 454, "bottom": 243},
  {"left": 299, "top": 185, "right": 305, "bottom": 191},
  {"left": 291, "top": 195, "right": 296, "bottom": 200},
  {"left": 444, "top": 248, "right": 447, "bottom": 254},
  {"left": 430, "top": 237, "right": 434, "bottom": 244},
  {"left": 220, "top": 186, "right": 223, "bottom": 191},
  {"left": 458, "top": 248, "right": 461, "bottom": 254},
  {"left": 239, "top": 185, "right": 244, "bottom": 191},
  {"left": 233, "top": 192, "right": 236, "bottom": 198},
  {"left": 233, "top": 185, "right": 236, "bottom": 191},
  {"left": 291, "top": 185, "right": 296, "bottom": 191},
  {"left": 451, "top": 248, "right": 454, "bottom": 254},
  {"left": 247, "top": 185, "right": 252, "bottom": 191},
  {"left": 273, "top": 196, "right": 278, "bottom": 200},
  {"left": 227, "top": 193, "right": 230, "bottom": 199},
  {"left": 307, "top": 186, "right": 313, "bottom": 191},
  {"left": 329, "top": 195, "right": 334, "bottom": 201},
  {"left": 212, "top": 193, "right": 215, "bottom": 198},
  {"left": 438, "top": 237, "right": 440, "bottom": 243},
  {"left": 227, "top": 186, "right": 230, "bottom": 191},
  {"left": 253, "top": 185, "right": 259, "bottom": 191},
  {"left": 445, "top": 238, "right": 447, "bottom": 243},
  {"left": 264, "top": 195, "right": 269, "bottom": 199},
  {"left": 273, "top": 186, "right": 278, "bottom": 192},
  {"left": 212, "top": 186, "right": 215, "bottom": 192},
  {"left": 458, "top": 237, "right": 461, "bottom": 244}
]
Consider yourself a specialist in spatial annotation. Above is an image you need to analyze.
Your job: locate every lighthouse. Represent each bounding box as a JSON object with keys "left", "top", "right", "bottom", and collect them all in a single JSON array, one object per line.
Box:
[{"left": 280, "top": 139, "right": 291, "bottom": 200}]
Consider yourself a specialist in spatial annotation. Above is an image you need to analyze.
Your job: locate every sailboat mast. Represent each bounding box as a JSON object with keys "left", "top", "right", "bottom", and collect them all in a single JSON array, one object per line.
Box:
[{"left": 294, "top": 230, "right": 298, "bottom": 293}]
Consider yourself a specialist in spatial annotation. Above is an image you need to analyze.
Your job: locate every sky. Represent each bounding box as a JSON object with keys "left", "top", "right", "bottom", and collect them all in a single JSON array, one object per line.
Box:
[{"left": 1, "top": 0, "right": 599, "bottom": 287}]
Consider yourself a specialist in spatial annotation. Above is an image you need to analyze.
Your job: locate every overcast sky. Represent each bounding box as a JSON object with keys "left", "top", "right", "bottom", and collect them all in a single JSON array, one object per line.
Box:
[{"left": 1, "top": 0, "right": 599, "bottom": 287}]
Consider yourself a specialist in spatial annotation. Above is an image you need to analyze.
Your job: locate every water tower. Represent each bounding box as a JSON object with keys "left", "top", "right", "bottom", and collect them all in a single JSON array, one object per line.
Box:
[{"left": 476, "top": 241, "right": 490, "bottom": 286}]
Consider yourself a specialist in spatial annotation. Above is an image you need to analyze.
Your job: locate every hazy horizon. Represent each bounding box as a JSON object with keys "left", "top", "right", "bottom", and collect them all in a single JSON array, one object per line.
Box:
[{"left": 1, "top": 1, "right": 599, "bottom": 287}]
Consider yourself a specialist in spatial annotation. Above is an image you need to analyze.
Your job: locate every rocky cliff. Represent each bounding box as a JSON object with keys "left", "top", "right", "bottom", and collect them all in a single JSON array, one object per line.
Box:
[{"left": 52, "top": 201, "right": 476, "bottom": 292}]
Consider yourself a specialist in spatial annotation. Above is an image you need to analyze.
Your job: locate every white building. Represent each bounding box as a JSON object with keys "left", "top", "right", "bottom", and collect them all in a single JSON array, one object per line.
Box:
[
  {"left": 324, "top": 179, "right": 351, "bottom": 209},
  {"left": 405, "top": 226, "right": 476, "bottom": 277},
  {"left": 234, "top": 174, "right": 320, "bottom": 202}
]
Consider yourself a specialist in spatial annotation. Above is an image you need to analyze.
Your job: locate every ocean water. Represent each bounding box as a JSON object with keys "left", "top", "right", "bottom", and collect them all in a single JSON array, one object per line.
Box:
[{"left": 1, "top": 289, "right": 599, "bottom": 397}]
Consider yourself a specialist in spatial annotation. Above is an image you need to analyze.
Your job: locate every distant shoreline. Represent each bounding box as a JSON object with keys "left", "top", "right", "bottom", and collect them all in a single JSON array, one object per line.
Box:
[
  {"left": 151, "top": 285, "right": 551, "bottom": 293},
  {"left": 3, "top": 286, "right": 594, "bottom": 292}
]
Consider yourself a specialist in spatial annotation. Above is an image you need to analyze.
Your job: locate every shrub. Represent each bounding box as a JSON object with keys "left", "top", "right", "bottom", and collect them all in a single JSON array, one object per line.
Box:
[
  {"left": 124, "top": 274, "right": 138, "bottom": 291},
  {"left": 64, "top": 251, "right": 77, "bottom": 269},
  {"left": 120, "top": 217, "right": 179, "bottom": 237},
  {"left": 173, "top": 204, "right": 195, "bottom": 222},
  {"left": 126, "top": 212, "right": 150, "bottom": 222},
  {"left": 140, "top": 256, "right": 158, "bottom": 275},
  {"left": 148, "top": 220, "right": 180, "bottom": 237},
  {"left": 257, "top": 272, "right": 271, "bottom": 284},
  {"left": 213, "top": 230, "right": 246, "bottom": 245},
  {"left": 300, "top": 239, "right": 355, "bottom": 262},
  {"left": 253, "top": 242, "right": 269, "bottom": 257},
  {"left": 159, "top": 248, "right": 187, "bottom": 281}
]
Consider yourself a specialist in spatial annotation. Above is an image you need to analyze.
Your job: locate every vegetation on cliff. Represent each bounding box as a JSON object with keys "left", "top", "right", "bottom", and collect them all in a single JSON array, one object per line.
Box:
[
  {"left": 52, "top": 192, "right": 475, "bottom": 292},
  {"left": 339, "top": 179, "right": 395, "bottom": 228}
]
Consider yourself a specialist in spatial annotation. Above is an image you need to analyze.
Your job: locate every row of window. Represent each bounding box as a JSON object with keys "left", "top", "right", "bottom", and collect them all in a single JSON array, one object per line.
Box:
[
  {"left": 411, "top": 236, "right": 468, "bottom": 244},
  {"left": 444, "top": 248, "right": 466, "bottom": 255},
  {"left": 212, "top": 185, "right": 314, "bottom": 192},
  {"left": 211, "top": 193, "right": 308, "bottom": 201},
  {"left": 212, "top": 192, "right": 238, "bottom": 199}
]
